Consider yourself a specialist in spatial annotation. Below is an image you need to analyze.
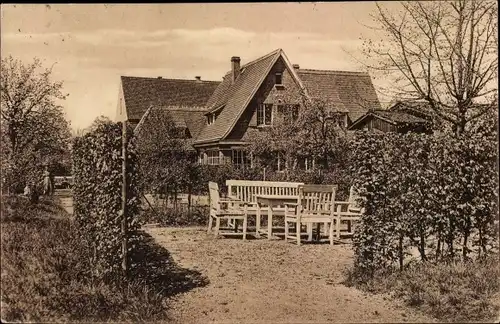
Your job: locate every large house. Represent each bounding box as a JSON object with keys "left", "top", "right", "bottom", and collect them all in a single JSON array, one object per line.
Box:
[{"left": 116, "top": 48, "right": 381, "bottom": 167}]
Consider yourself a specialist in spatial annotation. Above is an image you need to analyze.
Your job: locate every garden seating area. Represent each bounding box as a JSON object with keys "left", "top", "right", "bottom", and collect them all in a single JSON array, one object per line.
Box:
[{"left": 207, "top": 180, "right": 363, "bottom": 244}]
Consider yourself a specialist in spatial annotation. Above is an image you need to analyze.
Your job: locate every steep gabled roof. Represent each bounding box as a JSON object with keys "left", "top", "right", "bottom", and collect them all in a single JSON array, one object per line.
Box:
[
  {"left": 195, "top": 49, "right": 284, "bottom": 144},
  {"left": 121, "top": 76, "right": 220, "bottom": 120},
  {"left": 134, "top": 106, "right": 207, "bottom": 139},
  {"left": 297, "top": 69, "right": 381, "bottom": 122}
]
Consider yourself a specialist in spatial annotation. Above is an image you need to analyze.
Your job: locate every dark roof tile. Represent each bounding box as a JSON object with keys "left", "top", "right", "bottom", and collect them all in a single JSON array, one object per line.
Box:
[
  {"left": 298, "top": 69, "right": 381, "bottom": 122},
  {"left": 121, "top": 76, "right": 220, "bottom": 120},
  {"left": 373, "top": 110, "right": 429, "bottom": 123}
]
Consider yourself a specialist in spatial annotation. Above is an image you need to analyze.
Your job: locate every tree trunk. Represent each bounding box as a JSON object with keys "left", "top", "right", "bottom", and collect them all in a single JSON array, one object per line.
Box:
[
  {"left": 447, "top": 217, "right": 455, "bottom": 259},
  {"left": 187, "top": 185, "right": 192, "bottom": 218},
  {"left": 174, "top": 186, "right": 178, "bottom": 213},
  {"left": 419, "top": 228, "right": 427, "bottom": 261},
  {"left": 436, "top": 230, "right": 442, "bottom": 261},
  {"left": 398, "top": 234, "right": 404, "bottom": 271},
  {"left": 462, "top": 231, "right": 469, "bottom": 261}
]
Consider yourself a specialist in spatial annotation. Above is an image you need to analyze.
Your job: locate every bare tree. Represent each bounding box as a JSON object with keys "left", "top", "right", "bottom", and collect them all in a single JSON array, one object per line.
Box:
[
  {"left": 364, "top": 1, "right": 498, "bottom": 135},
  {"left": 1, "top": 56, "right": 71, "bottom": 193}
]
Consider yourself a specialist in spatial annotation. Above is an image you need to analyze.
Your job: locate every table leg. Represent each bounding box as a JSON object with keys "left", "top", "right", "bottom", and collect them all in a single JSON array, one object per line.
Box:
[
  {"left": 268, "top": 204, "right": 273, "bottom": 240},
  {"left": 256, "top": 203, "right": 261, "bottom": 238}
]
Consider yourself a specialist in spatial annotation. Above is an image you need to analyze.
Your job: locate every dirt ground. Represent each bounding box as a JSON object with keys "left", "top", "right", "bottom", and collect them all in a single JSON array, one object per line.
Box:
[{"left": 147, "top": 226, "right": 436, "bottom": 324}]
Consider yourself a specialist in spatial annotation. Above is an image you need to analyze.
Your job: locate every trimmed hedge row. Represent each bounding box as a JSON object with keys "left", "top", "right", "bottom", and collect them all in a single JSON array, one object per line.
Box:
[
  {"left": 72, "top": 121, "right": 140, "bottom": 281},
  {"left": 349, "top": 131, "right": 499, "bottom": 279}
]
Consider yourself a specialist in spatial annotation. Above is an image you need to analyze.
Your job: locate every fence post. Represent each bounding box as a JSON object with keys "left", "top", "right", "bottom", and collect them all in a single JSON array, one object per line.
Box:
[{"left": 121, "top": 120, "right": 128, "bottom": 276}]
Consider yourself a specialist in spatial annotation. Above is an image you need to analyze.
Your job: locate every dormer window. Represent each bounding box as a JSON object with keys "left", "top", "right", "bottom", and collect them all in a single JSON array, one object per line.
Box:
[
  {"left": 275, "top": 73, "right": 283, "bottom": 85},
  {"left": 207, "top": 113, "right": 216, "bottom": 125}
]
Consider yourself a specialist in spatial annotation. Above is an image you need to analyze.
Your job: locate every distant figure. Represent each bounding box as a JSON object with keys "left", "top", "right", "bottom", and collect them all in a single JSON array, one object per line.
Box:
[
  {"left": 43, "top": 167, "right": 54, "bottom": 196},
  {"left": 23, "top": 183, "right": 32, "bottom": 196}
]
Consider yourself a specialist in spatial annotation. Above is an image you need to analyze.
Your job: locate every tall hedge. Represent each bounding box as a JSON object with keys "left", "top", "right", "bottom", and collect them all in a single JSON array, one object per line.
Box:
[
  {"left": 349, "top": 131, "right": 498, "bottom": 279},
  {"left": 72, "top": 121, "right": 140, "bottom": 282}
]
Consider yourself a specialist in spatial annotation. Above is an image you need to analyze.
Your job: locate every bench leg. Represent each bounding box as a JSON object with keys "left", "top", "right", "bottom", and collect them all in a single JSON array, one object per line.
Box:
[
  {"left": 284, "top": 218, "right": 289, "bottom": 242},
  {"left": 256, "top": 207, "right": 261, "bottom": 238},
  {"left": 234, "top": 219, "right": 239, "bottom": 233},
  {"left": 329, "top": 220, "right": 334, "bottom": 245},
  {"left": 336, "top": 206, "right": 342, "bottom": 239},
  {"left": 242, "top": 216, "right": 247, "bottom": 241},
  {"left": 215, "top": 217, "right": 220, "bottom": 237},
  {"left": 207, "top": 214, "right": 213, "bottom": 234},
  {"left": 267, "top": 207, "right": 272, "bottom": 240},
  {"left": 323, "top": 222, "right": 329, "bottom": 235},
  {"left": 307, "top": 223, "right": 313, "bottom": 241},
  {"left": 297, "top": 221, "right": 301, "bottom": 246},
  {"left": 336, "top": 217, "right": 341, "bottom": 239}
]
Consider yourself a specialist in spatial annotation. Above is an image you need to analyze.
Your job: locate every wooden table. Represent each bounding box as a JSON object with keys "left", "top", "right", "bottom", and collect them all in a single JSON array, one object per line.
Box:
[{"left": 255, "top": 194, "right": 298, "bottom": 240}]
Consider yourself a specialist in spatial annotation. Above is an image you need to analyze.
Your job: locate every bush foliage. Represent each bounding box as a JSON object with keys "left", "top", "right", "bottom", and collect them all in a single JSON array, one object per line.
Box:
[
  {"left": 0, "top": 196, "right": 209, "bottom": 322},
  {"left": 349, "top": 131, "right": 499, "bottom": 279},
  {"left": 72, "top": 121, "right": 141, "bottom": 281}
]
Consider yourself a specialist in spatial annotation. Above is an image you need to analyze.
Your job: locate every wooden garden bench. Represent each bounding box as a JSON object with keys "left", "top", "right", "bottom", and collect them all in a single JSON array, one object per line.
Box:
[{"left": 225, "top": 180, "right": 304, "bottom": 238}]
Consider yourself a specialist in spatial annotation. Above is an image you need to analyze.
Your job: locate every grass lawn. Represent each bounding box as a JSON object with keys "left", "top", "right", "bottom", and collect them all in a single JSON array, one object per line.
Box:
[{"left": 0, "top": 196, "right": 206, "bottom": 323}]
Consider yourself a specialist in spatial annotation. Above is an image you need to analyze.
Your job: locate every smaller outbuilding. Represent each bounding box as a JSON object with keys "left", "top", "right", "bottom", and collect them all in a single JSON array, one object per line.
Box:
[{"left": 348, "top": 108, "right": 432, "bottom": 134}]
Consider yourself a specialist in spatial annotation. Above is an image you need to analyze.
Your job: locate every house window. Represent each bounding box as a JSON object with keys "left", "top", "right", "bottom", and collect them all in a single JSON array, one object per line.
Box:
[
  {"left": 206, "top": 150, "right": 220, "bottom": 165},
  {"left": 257, "top": 104, "right": 273, "bottom": 126},
  {"left": 275, "top": 73, "right": 283, "bottom": 85},
  {"left": 232, "top": 150, "right": 251, "bottom": 169},
  {"left": 305, "top": 157, "right": 315, "bottom": 171},
  {"left": 276, "top": 153, "right": 287, "bottom": 172},
  {"left": 207, "top": 114, "right": 216, "bottom": 125}
]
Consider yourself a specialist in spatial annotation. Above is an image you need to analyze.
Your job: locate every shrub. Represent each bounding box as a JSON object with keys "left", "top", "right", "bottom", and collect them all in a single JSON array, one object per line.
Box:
[
  {"left": 0, "top": 197, "right": 169, "bottom": 322},
  {"left": 72, "top": 121, "right": 141, "bottom": 282},
  {"left": 349, "top": 131, "right": 498, "bottom": 278},
  {"left": 1, "top": 196, "right": 208, "bottom": 322}
]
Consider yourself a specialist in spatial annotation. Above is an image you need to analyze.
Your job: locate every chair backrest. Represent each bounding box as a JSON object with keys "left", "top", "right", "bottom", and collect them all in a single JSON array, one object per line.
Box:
[
  {"left": 226, "top": 180, "right": 303, "bottom": 203},
  {"left": 298, "top": 184, "right": 337, "bottom": 213},
  {"left": 208, "top": 182, "right": 221, "bottom": 212}
]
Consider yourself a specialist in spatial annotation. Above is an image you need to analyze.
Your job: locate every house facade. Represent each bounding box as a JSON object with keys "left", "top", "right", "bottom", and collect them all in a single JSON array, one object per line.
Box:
[{"left": 116, "top": 48, "right": 382, "bottom": 168}]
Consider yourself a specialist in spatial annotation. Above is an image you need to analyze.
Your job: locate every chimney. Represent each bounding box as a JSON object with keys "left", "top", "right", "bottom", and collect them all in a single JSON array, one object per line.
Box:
[
  {"left": 231, "top": 56, "right": 241, "bottom": 83},
  {"left": 292, "top": 64, "right": 300, "bottom": 70},
  {"left": 195, "top": 76, "right": 201, "bottom": 82}
]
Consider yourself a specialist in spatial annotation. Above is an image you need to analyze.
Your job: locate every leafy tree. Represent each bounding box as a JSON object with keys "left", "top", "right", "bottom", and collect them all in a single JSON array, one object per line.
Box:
[
  {"left": 1, "top": 56, "right": 71, "bottom": 194},
  {"left": 297, "top": 97, "right": 349, "bottom": 169},
  {"left": 247, "top": 93, "right": 349, "bottom": 173},
  {"left": 363, "top": 1, "right": 498, "bottom": 135},
  {"left": 135, "top": 106, "right": 197, "bottom": 210}
]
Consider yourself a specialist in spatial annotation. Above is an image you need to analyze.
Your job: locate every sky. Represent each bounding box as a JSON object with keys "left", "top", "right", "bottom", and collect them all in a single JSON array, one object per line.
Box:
[{"left": 1, "top": 3, "right": 395, "bottom": 131}]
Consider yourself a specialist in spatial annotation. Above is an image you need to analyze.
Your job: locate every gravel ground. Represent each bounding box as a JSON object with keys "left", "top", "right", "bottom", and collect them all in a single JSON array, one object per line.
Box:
[{"left": 146, "top": 226, "right": 436, "bottom": 324}]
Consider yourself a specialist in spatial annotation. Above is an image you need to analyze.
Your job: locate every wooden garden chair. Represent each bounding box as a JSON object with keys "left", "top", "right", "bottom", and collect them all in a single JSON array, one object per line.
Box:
[
  {"left": 333, "top": 186, "right": 364, "bottom": 239},
  {"left": 207, "top": 181, "right": 249, "bottom": 240},
  {"left": 284, "top": 184, "right": 338, "bottom": 245}
]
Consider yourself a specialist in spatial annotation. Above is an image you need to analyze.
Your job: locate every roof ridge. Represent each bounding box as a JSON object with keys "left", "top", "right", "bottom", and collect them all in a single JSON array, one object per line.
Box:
[
  {"left": 121, "top": 75, "right": 220, "bottom": 83},
  {"left": 219, "top": 49, "right": 282, "bottom": 80},
  {"left": 240, "top": 48, "right": 282, "bottom": 69},
  {"left": 298, "top": 69, "right": 368, "bottom": 75},
  {"left": 159, "top": 105, "right": 208, "bottom": 112}
]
